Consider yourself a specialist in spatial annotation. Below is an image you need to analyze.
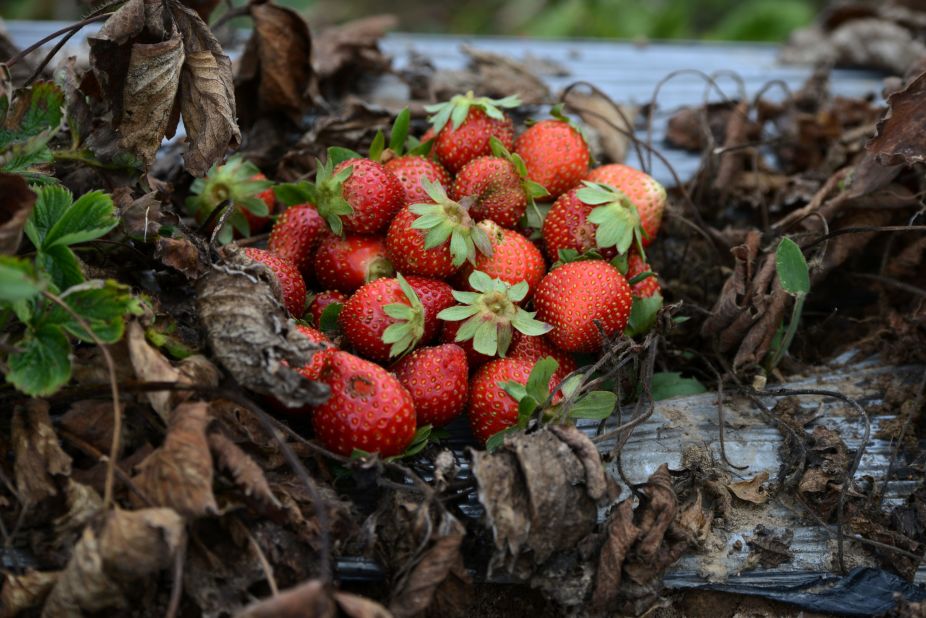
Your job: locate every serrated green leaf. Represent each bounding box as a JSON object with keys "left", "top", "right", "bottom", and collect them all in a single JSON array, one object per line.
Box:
[
  {"left": 42, "top": 190, "right": 118, "bottom": 249},
  {"left": 389, "top": 109, "right": 411, "bottom": 154},
  {"left": 39, "top": 244, "right": 83, "bottom": 290},
  {"left": 6, "top": 323, "right": 71, "bottom": 396},
  {"left": 0, "top": 82, "right": 64, "bottom": 147},
  {"left": 437, "top": 304, "right": 481, "bottom": 321},
  {"left": 43, "top": 280, "right": 142, "bottom": 343},
  {"left": 0, "top": 256, "right": 42, "bottom": 302},
  {"left": 449, "top": 230, "right": 468, "bottom": 267},
  {"left": 651, "top": 372, "right": 707, "bottom": 401},
  {"left": 776, "top": 237, "right": 810, "bottom": 296},
  {"left": 568, "top": 391, "right": 617, "bottom": 420},
  {"left": 25, "top": 185, "right": 71, "bottom": 248}
]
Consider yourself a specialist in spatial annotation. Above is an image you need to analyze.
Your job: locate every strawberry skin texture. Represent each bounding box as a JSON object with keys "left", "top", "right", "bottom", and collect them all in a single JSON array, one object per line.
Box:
[
  {"left": 440, "top": 319, "right": 495, "bottom": 368},
  {"left": 468, "top": 357, "right": 534, "bottom": 445},
  {"left": 452, "top": 156, "right": 526, "bottom": 228},
  {"left": 245, "top": 179, "right": 275, "bottom": 234},
  {"left": 392, "top": 344, "right": 469, "bottom": 427},
  {"left": 626, "top": 252, "right": 661, "bottom": 298},
  {"left": 336, "top": 158, "right": 406, "bottom": 234},
  {"left": 313, "top": 235, "right": 394, "bottom": 293},
  {"left": 384, "top": 155, "right": 452, "bottom": 205},
  {"left": 308, "top": 290, "right": 347, "bottom": 327},
  {"left": 508, "top": 332, "right": 577, "bottom": 385},
  {"left": 311, "top": 351, "right": 416, "bottom": 457},
  {"left": 435, "top": 108, "right": 515, "bottom": 174},
  {"left": 243, "top": 247, "right": 307, "bottom": 318},
  {"left": 541, "top": 187, "right": 613, "bottom": 262},
  {"left": 534, "top": 260, "right": 632, "bottom": 353},
  {"left": 268, "top": 204, "right": 329, "bottom": 279},
  {"left": 386, "top": 206, "right": 458, "bottom": 279},
  {"left": 293, "top": 324, "right": 335, "bottom": 381},
  {"left": 586, "top": 164, "right": 665, "bottom": 246},
  {"left": 410, "top": 277, "right": 456, "bottom": 341},
  {"left": 457, "top": 221, "right": 546, "bottom": 300},
  {"left": 515, "top": 120, "right": 589, "bottom": 199}
]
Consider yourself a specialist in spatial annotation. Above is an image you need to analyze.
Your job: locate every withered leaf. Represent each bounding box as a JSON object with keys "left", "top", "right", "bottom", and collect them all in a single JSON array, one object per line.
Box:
[
  {"left": 313, "top": 15, "right": 397, "bottom": 81},
  {"left": 0, "top": 173, "right": 36, "bottom": 254},
  {"left": 112, "top": 187, "right": 163, "bottom": 241},
  {"left": 868, "top": 69, "right": 926, "bottom": 167},
  {"left": 13, "top": 400, "right": 72, "bottom": 507},
  {"left": 41, "top": 527, "right": 126, "bottom": 616},
  {"left": 0, "top": 571, "right": 59, "bottom": 617},
  {"left": 208, "top": 430, "right": 280, "bottom": 508},
  {"left": 590, "top": 500, "right": 639, "bottom": 612},
  {"left": 746, "top": 525, "right": 794, "bottom": 568},
  {"left": 126, "top": 321, "right": 182, "bottom": 421},
  {"left": 59, "top": 400, "right": 117, "bottom": 454},
  {"left": 156, "top": 235, "right": 209, "bottom": 279},
  {"left": 133, "top": 401, "right": 218, "bottom": 518},
  {"left": 727, "top": 470, "right": 770, "bottom": 505},
  {"left": 336, "top": 591, "right": 394, "bottom": 618},
  {"left": 563, "top": 88, "right": 636, "bottom": 164},
  {"left": 235, "top": 579, "right": 336, "bottom": 618},
  {"left": 52, "top": 480, "right": 103, "bottom": 543}
]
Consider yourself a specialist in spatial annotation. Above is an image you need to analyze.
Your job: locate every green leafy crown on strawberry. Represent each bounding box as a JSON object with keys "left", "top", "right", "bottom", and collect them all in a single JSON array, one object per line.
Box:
[
  {"left": 409, "top": 178, "right": 494, "bottom": 267},
  {"left": 425, "top": 92, "right": 522, "bottom": 133},
  {"left": 187, "top": 155, "right": 272, "bottom": 232},
  {"left": 273, "top": 147, "right": 358, "bottom": 236},
  {"left": 380, "top": 273, "right": 428, "bottom": 358},
  {"left": 488, "top": 135, "right": 549, "bottom": 220},
  {"left": 575, "top": 180, "right": 648, "bottom": 256},
  {"left": 437, "top": 270, "right": 551, "bottom": 357},
  {"left": 369, "top": 108, "right": 433, "bottom": 161}
]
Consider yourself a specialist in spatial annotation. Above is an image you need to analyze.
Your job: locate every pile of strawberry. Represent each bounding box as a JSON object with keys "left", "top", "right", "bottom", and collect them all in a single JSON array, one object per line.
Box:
[{"left": 188, "top": 93, "right": 667, "bottom": 458}]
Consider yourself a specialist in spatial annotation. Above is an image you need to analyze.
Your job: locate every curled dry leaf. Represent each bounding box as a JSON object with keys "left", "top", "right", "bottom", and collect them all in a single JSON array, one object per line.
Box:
[
  {"left": 156, "top": 236, "right": 209, "bottom": 279},
  {"left": 727, "top": 470, "right": 770, "bottom": 505},
  {"left": 563, "top": 87, "right": 636, "bottom": 164},
  {"left": 12, "top": 400, "right": 72, "bottom": 508},
  {"left": 126, "top": 321, "right": 182, "bottom": 422},
  {"left": 459, "top": 45, "right": 549, "bottom": 105},
  {"left": 235, "top": 579, "right": 335, "bottom": 618},
  {"left": 133, "top": 401, "right": 218, "bottom": 518},
  {"left": 196, "top": 246, "right": 329, "bottom": 408},
  {"left": 745, "top": 525, "right": 794, "bottom": 568},
  {"left": 0, "top": 571, "right": 59, "bottom": 617},
  {"left": 112, "top": 187, "right": 163, "bottom": 241},
  {"left": 0, "top": 173, "right": 36, "bottom": 254},
  {"left": 42, "top": 507, "right": 184, "bottom": 617},
  {"left": 313, "top": 15, "right": 397, "bottom": 83},
  {"left": 208, "top": 430, "right": 280, "bottom": 508},
  {"left": 868, "top": 69, "right": 926, "bottom": 167}
]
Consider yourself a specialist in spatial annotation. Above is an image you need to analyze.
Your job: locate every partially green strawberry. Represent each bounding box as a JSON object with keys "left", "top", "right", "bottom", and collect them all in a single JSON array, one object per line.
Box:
[
  {"left": 541, "top": 182, "right": 646, "bottom": 262},
  {"left": 425, "top": 92, "right": 520, "bottom": 173},
  {"left": 308, "top": 290, "right": 347, "bottom": 327},
  {"left": 313, "top": 235, "right": 394, "bottom": 293},
  {"left": 385, "top": 178, "right": 493, "bottom": 279},
  {"left": 437, "top": 270, "right": 551, "bottom": 358},
  {"left": 392, "top": 344, "right": 469, "bottom": 427},
  {"left": 340, "top": 274, "right": 452, "bottom": 361},
  {"left": 456, "top": 220, "right": 546, "bottom": 300},
  {"left": 243, "top": 247, "right": 307, "bottom": 318},
  {"left": 534, "top": 260, "right": 632, "bottom": 353},
  {"left": 467, "top": 357, "right": 535, "bottom": 445},
  {"left": 187, "top": 156, "right": 274, "bottom": 243},
  {"left": 586, "top": 164, "right": 666, "bottom": 246},
  {"left": 268, "top": 203, "right": 330, "bottom": 278},
  {"left": 311, "top": 351, "right": 416, "bottom": 457},
  {"left": 514, "top": 106, "right": 590, "bottom": 199}
]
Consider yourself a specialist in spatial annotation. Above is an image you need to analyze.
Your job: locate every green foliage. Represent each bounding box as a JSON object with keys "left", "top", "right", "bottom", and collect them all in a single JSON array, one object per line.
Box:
[
  {"left": 0, "top": 81, "right": 65, "bottom": 182},
  {"left": 650, "top": 372, "right": 707, "bottom": 400},
  {"left": 769, "top": 236, "right": 811, "bottom": 369}
]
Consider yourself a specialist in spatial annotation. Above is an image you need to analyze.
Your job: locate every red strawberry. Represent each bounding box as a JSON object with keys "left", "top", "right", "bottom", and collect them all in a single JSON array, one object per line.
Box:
[
  {"left": 452, "top": 157, "right": 523, "bottom": 228},
  {"left": 508, "top": 333, "right": 577, "bottom": 385},
  {"left": 308, "top": 157, "right": 406, "bottom": 236},
  {"left": 467, "top": 358, "right": 534, "bottom": 445},
  {"left": 514, "top": 108, "right": 589, "bottom": 199},
  {"left": 311, "top": 351, "right": 416, "bottom": 457},
  {"left": 385, "top": 180, "right": 492, "bottom": 279},
  {"left": 268, "top": 203, "right": 329, "bottom": 278},
  {"left": 392, "top": 344, "right": 468, "bottom": 427},
  {"left": 534, "top": 260, "right": 633, "bottom": 353},
  {"left": 438, "top": 270, "right": 551, "bottom": 359},
  {"left": 313, "top": 235, "right": 394, "bottom": 293},
  {"left": 339, "top": 274, "right": 452, "bottom": 362},
  {"left": 425, "top": 93, "right": 520, "bottom": 173},
  {"left": 385, "top": 155, "right": 452, "bottom": 205},
  {"left": 586, "top": 164, "right": 666, "bottom": 246},
  {"left": 187, "top": 156, "right": 274, "bottom": 243},
  {"left": 456, "top": 221, "right": 546, "bottom": 300},
  {"left": 243, "top": 247, "right": 307, "bottom": 318},
  {"left": 625, "top": 252, "right": 661, "bottom": 298},
  {"left": 308, "top": 290, "right": 347, "bottom": 327},
  {"left": 293, "top": 324, "right": 335, "bottom": 381},
  {"left": 541, "top": 182, "right": 647, "bottom": 262}
]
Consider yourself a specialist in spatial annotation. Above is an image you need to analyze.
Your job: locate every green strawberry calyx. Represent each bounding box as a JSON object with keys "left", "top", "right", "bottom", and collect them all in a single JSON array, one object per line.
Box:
[
  {"left": 187, "top": 155, "right": 273, "bottom": 241},
  {"left": 489, "top": 136, "right": 550, "bottom": 214},
  {"left": 273, "top": 149, "right": 357, "bottom": 236},
  {"left": 409, "top": 178, "right": 494, "bottom": 267},
  {"left": 437, "top": 270, "right": 551, "bottom": 358},
  {"left": 381, "top": 273, "right": 427, "bottom": 358},
  {"left": 425, "top": 91, "right": 521, "bottom": 134},
  {"left": 370, "top": 108, "right": 412, "bottom": 162},
  {"left": 576, "top": 180, "right": 647, "bottom": 257}
]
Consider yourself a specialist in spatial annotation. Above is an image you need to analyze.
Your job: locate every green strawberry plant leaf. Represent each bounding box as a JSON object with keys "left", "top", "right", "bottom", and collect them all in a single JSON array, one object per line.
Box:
[
  {"left": 624, "top": 294, "right": 663, "bottom": 337},
  {"left": 650, "top": 372, "right": 707, "bottom": 401},
  {"left": 768, "top": 236, "right": 811, "bottom": 369},
  {"left": 391, "top": 424, "right": 433, "bottom": 460},
  {"left": 42, "top": 280, "right": 142, "bottom": 344},
  {"left": 568, "top": 391, "right": 617, "bottom": 420},
  {"left": 577, "top": 181, "right": 645, "bottom": 257},
  {"left": 312, "top": 157, "right": 355, "bottom": 236},
  {"left": 319, "top": 302, "right": 344, "bottom": 335},
  {"left": 0, "top": 81, "right": 65, "bottom": 182},
  {"left": 0, "top": 257, "right": 43, "bottom": 303},
  {"left": 6, "top": 322, "right": 72, "bottom": 396},
  {"left": 485, "top": 425, "right": 519, "bottom": 452}
]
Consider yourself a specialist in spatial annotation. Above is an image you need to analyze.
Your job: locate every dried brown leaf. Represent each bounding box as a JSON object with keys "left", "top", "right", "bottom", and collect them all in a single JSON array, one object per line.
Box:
[
  {"left": 336, "top": 591, "right": 394, "bottom": 618},
  {"left": 727, "top": 470, "right": 770, "bottom": 505},
  {"left": 0, "top": 173, "right": 36, "bottom": 255},
  {"left": 208, "top": 430, "right": 279, "bottom": 508},
  {"left": 52, "top": 480, "right": 103, "bottom": 545},
  {"left": 41, "top": 527, "right": 125, "bottom": 617},
  {"left": 196, "top": 246, "right": 328, "bottom": 407},
  {"left": 235, "top": 579, "right": 336, "bottom": 618},
  {"left": 59, "top": 400, "right": 116, "bottom": 454},
  {"left": 0, "top": 571, "right": 59, "bottom": 618},
  {"left": 590, "top": 500, "right": 639, "bottom": 611},
  {"left": 869, "top": 69, "right": 926, "bottom": 166},
  {"left": 112, "top": 187, "right": 162, "bottom": 240},
  {"left": 156, "top": 235, "right": 209, "bottom": 278},
  {"left": 12, "top": 400, "right": 72, "bottom": 507},
  {"left": 745, "top": 525, "right": 794, "bottom": 568},
  {"left": 313, "top": 15, "right": 396, "bottom": 82},
  {"left": 460, "top": 46, "right": 549, "bottom": 105},
  {"left": 126, "top": 321, "right": 182, "bottom": 421},
  {"left": 133, "top": 401, "right": 218, "bottom": 518},
  {"left": 563, "top": 88, "right": 636, "bottom": 164}
]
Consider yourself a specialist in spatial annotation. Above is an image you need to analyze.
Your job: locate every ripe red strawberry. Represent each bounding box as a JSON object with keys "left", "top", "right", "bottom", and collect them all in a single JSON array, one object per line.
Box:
[
  {"left": 385, "top": 155, "right": 452, "bottom": 205},
  {"left": 308, "top": 290, "right": 347, "bottom": 327},
  {"left": 625, "top": 252, "right": 661, "bottom": 298},
  {"left": 313, "top": 235, "right": 394, "bottom": 293},
  {"left": 268, "top": 203, "right": 329, "bottom": 278},
  {"left": 385, "top": 180, "right": 492, "bottom": 279},
  {"left": 586, "top": 164, "right": 666, "bottom": 246},
  {"left": 187, "top": 156, "right": 274, "bottom": 243},
  {"left": 456, "top": 221, "right": 546, "bottom": 300},
  {"left": 508, "top": 333, "right": 577, "bottom": 385},
  {"left": 311, "top": 351, "right": 416, "bottom": 457},
  {"left": 425, "top": 93, "right": 520, "bottom": 173},
  {"left": 534, "top": 260, "right": 632, "bottom": 353},
  {"left": 541, "top": 182, "right": 647, "bottom": 262},
  {"left": 339, "top": 274, "right": 452, "bottom": 361},
  {"left": 514, "top": 108, "right": 589, "bottom": 199},
  {"left": 293, "top": 324, "right": 335, "bottom": 381},
  {"left": 452, "top": 159, "right": 522, "bottom": 228},
  {"left": 468, "top": 357, "right": 534, "bottom": 445},
  {"left": 243, "top": 247, "right": 307, "bottom": 317},
  {"left": 392, "top": 344, "right": 468, "bottom": 427}
]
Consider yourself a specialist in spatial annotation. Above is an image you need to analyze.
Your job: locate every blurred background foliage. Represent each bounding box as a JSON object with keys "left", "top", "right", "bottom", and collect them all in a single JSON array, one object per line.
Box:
[{"left": 1, "top": 0, "right": 824, "bottom": 42}]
